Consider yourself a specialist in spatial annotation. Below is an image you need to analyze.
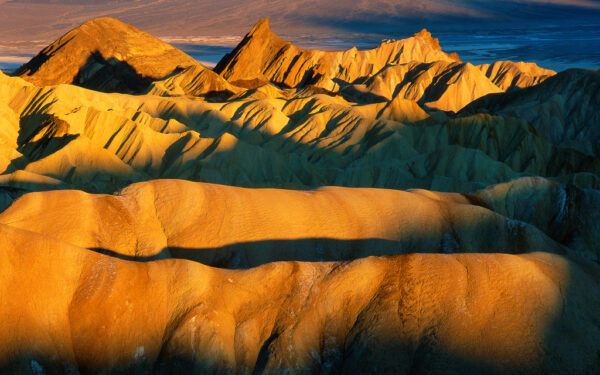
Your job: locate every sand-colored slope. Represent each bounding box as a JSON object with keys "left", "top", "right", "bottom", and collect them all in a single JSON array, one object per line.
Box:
[
  {"left": 2, "top": 22, "right": 587, "bottom": 199},
  {"left": 478, "top": 60, "right": 556, "bottom": 91},
  {"left": 215, "top": 19, "right": 460, "bottom": 90},
  {"left": 0, "top": 222, "right": 598, "bottom": 374},
  {"left": 14, "top": 17, "right": 230, "bottom": 94},
  {"left": 0, "top": 179, "right": 566, "bottom": 267},
  {"left": 0, "top": 18, "right": 599, "bottom": 375},
  {"left": 352, "top": 60, "right": 503, "bottom": 112},
  {"left": 146, "top": 64, "right": 242, "bottom": 98}
]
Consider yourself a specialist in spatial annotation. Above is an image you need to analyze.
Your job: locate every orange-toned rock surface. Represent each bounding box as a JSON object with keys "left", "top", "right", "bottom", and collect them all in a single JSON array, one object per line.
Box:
[
  {"left": 1, "top": 222, "right": 599, "bottom": 374},
  {"left": 0, "top": 179, "right": 565, "bottom": 267},
  {"left": 214, "top": 19, "right": 562, "bottom": 113},
  {"left": 146, "top": 64, "right": 242, "bottom": 98},
  {"left": 14, "top": 17, "right": 229, "bottom": 94},
  {"left": 215, "top": 19, "right": 460, "bottom": 90}
]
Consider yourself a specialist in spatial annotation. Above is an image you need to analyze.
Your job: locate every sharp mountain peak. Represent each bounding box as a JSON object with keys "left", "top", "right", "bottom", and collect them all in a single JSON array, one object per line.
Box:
[{"left": 14, "top": 16, "right": 201, "bottom": 94}]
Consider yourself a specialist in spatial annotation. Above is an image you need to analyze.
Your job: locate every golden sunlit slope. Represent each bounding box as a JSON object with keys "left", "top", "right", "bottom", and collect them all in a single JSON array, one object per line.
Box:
[
  {"left": 478, "top": 60, "right": 556, "bottom": 91},
  {"left": 0, "top": 222, "right": 598, "bottom": 374},
  {"left": 347, "top": 60, "right": 503, "bottom": 112},
  {"left": 0, "top": 179, "right": 566, "bottom": 268},
  {"left": 214, "top": 19, "right": 461, "bottom": 90},
  {"left": 146, "top": 64, "right": 243, "bottom": 98},
  {"left": 13, "top": 17, "right": 230, "bottom": 94}
]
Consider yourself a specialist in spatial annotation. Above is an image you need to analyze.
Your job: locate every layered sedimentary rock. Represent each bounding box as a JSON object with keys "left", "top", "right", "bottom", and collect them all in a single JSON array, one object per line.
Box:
[
  {"left": 214, "top": 19, "right": 556, "bottom": 114},
  {"left": 13, "top": 17, "right": 229, "bottom": 94},
  {"left": 1, "top": 222, "right": 599, "bottom": 374}
]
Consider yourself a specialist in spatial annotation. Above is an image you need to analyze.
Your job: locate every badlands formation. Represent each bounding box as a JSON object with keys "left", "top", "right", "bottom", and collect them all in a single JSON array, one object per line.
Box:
[{"left": 0, "top": 16, "right": 599, "bottom": 374}]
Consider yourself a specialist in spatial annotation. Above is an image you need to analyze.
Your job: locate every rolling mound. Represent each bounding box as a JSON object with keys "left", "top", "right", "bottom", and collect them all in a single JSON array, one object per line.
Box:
[
  {"left": 146, "top": 64, "right": 242, "bottom": 98},
  {"left": 3, "top": 177, "right": 598, "bottom": 264},
  {"left": 0, "top": 222, "right": 599, "bottom": 374},
  {"left": 13, "top": 17, "right": 230, "bottom": 94},
  {"left": 0, "top": 179, "right": 567, "bottom": 268}
]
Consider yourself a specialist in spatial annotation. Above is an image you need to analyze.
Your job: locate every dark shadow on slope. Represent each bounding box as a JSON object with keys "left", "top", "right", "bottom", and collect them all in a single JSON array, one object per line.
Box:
[
  {"left": 4, "top": 99, "right": 600, "bottom": 205},
  {"left": 89, "top": 238, "right": 414, "bottom": 268},
  {"left": 4, "top": 108, "right": 600, "bottom": 195},
  {"left": 5, "top": 67, "right": 600, "bottom": 195},
  {"left": 63, "top": 50, "right": 228, "bottom": 96},
  {"left": 3, "top": 114, "right": 79, "bottom": 174},
  {"left": 250, "top": 332, "right": 280, "bottom": 375},
  {"left": 459, "top": 69, "right": 600, "bottom": 145},
  {"left": 0, "top": 186, "right": 27, "bottom": 212},
  {"left": 86, "top": 223, "right": 541, "bottom": 270},
  {"left": 340, "top": 84, "right": 389, "bottom": 104},
  {"left": 73, "top": 51, "right": 156, "bottom": 94}
]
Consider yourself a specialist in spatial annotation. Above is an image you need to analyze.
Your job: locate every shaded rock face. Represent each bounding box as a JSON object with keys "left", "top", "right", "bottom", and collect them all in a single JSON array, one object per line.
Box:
[
  {"left": 463, "top": 69, "right": 600, "bottom": 148},
  {"left": 0, "top": 16, "right": 600, "bottom": 375},
  {"left": 17, "top": 114, "right": 76, "bottom": 162}
]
